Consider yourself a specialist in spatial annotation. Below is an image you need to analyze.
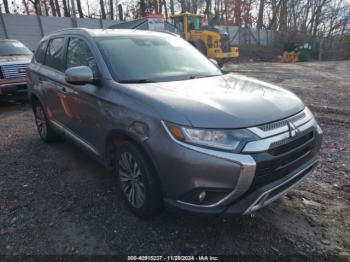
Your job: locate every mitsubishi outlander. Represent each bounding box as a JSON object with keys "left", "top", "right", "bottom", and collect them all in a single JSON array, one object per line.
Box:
[{"left": 27, "top": 29, "right": 323, "bottom": 217}]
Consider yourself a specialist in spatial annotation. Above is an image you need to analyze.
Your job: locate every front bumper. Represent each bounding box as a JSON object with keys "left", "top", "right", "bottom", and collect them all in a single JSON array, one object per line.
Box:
[
  {"left": 153, "top": 112, "right": 322, "bottom": 215},
  {"left": 0, "top": 78, "right": 27, "bottom": 98},
  {"left": 165, "top": 157, "right": 318, "bottom": 215}
]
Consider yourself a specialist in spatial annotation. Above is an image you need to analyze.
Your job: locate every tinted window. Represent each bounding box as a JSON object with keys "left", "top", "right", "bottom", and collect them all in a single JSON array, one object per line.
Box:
[
  {"left": 45, "top": 38, "right": 65, "bottom": 71},
  {"left": 0, "top": 40, "right": 32, "bottom": 56},
  {"left": 35, "top": 41, "right": 47, "bottom": 64},
  {"left": 67, "top": 38, "right": 97, "bottom": 75}
]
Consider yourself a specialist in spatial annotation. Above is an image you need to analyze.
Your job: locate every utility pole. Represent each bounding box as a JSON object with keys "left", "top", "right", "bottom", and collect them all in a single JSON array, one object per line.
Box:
[{"left": 70, "top": 0, "right": 78, "bottom": 27}]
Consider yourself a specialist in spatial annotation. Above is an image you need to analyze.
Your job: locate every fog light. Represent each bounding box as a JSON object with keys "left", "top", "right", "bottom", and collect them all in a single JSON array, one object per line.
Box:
[{"left": 198, "top": 191, "right": 206, "bottom": 202}]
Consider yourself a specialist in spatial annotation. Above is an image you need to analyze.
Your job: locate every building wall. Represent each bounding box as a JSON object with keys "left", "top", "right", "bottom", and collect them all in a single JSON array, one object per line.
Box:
[{"left": 0, "top": 13, "right": 120, "bottom": 50}]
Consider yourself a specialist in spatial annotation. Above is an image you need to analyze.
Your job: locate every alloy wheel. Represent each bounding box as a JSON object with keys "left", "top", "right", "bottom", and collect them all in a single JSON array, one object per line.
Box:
[
  {"left": 34, "top": 105, "right": 47, "bottom": 139},
  {"left": 119, "top": 152, "right": 145, "bottom": 208}
]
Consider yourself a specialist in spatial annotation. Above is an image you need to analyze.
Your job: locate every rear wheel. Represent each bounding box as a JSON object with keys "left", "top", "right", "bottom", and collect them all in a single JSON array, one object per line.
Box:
[
  {"left": 115, "top": 141, "right": 162, "bottom": 218},
  {"left": 33, "top": 102, "right": 60, "bottom": 143}
]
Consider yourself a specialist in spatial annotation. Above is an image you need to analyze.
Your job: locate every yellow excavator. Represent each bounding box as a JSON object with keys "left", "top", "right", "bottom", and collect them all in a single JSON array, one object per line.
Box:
[{"left": 171, "top": 13, "right": 239, "bottom": 65}]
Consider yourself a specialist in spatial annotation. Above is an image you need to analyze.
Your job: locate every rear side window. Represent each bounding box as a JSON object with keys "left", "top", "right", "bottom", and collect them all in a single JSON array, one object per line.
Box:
[
  {"left": 66, "top": 38, "right": 98, "bottom": 75},
  {"left": 35, "top": 41, "right": 47, "bottom": 64},
  {"left": 45, "top": 38, "right": 65, "bottom": 72}
]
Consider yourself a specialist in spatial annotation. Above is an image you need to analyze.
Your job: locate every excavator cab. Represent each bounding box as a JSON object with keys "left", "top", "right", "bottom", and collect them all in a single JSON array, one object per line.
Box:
[{"left": 171, "top": 13, "right": 239, "bottom": 64}]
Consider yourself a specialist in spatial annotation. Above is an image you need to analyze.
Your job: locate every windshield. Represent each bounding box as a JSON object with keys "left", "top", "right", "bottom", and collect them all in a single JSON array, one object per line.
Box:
[
  {"left": 0, "top": 41, "right": 32, "bottom": 56},
  {"left": 188, "top": 16, "right": 201, "bottom": 31},
  {"left": 96, "top": 35, "right": 222, "bottom": 83}
]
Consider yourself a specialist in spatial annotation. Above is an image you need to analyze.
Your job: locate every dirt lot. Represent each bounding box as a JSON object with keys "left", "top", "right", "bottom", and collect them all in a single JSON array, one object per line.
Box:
[{"left": 0, "top": 61, "right": 349, "bottom": 259}]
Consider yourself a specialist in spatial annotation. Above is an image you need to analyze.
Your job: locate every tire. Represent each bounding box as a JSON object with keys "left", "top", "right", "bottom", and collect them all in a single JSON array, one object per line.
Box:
[
  {"left": 191, "top": 40, "right": 207, "bottom": 55},
  {"left": 115, "top": 141, "right": 162, "bottom": 218},
  {"left": 33, "top": 101, "right": 60, "bottom": 143}
]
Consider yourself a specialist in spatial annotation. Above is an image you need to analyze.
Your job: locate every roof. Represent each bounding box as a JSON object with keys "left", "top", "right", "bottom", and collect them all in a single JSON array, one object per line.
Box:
[{"left": 42, "top": 28, "right": 174, "bottom": 41}]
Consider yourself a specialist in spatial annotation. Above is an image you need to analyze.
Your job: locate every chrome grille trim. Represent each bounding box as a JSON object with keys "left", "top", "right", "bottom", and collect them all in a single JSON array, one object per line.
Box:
[
  {"left": 0, "top": 61, "right": 30, "bottom": 80},
  {"left": 258, "top": 111, "right": 306, "bottom": 132},
  {"left": 243, "top": 108, "right": 316, "bottom": 153},
  {"left": 248, "top": 108, "right": 313, "bottom": 139}
]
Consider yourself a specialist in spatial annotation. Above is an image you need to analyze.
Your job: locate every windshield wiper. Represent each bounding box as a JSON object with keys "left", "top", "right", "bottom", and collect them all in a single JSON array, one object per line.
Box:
[
  {"left": 188, "top": 74, "right": 220, "bottom": 79},
  {"left": 119, "top": 79, "right": 156, "bottom": 83},
  {"left": 6, "top": 54, "right": 30, "bottom": 56}
]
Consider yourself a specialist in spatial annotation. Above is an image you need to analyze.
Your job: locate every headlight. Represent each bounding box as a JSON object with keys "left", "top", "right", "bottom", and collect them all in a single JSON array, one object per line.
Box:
[{"left": 163, "top": 121, "right": 258, "bottom": 152}]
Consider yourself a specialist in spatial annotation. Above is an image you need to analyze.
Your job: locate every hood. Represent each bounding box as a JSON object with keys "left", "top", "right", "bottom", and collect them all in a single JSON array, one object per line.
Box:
[
  {"left": 0, "top": 55, "right": 32, "bottom": 63},
  {"left": 123, "top": 73, "right": 304, "bottom": 129}
]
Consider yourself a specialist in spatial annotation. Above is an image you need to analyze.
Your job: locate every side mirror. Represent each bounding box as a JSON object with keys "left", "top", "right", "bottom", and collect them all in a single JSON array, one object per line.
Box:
[
  {"left": 209, "top": 58, "right": 219, "bottom": 67},
  {"left": 65, "top": 66, "right": 94, "bottom": 85}
]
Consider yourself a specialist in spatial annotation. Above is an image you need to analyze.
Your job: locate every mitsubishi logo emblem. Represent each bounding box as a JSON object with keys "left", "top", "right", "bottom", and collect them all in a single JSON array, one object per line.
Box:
[{"left": 287, "top": 121, "right": 299, "bottom": 138}]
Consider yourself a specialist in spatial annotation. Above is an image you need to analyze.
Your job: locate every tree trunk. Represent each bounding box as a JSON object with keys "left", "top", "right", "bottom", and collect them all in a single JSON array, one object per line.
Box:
[
  {"left": 49, "top": 0, "right": 57, "bottom": 16},
  {"left": 169, "top": 0, "right": 174, "bottom": 15},
  {"left": 257, "top": 0, "right": 265, "bottom": 29},
  {"left": 54, "top": 0, "right": 61, "bottom": 16},
  {"left": 153, "top": 0, "right": 159, "bottom": 13},
  {"left": 118, "top": 3, "right": 123, "bottom": 20},
  {"left": 205, "top": 0, "right": 211, "bottom": 21},
  {"left": 140, "top": 0, "right": 146, "bottom": 17},
  {"left": 76, "top": 0, "right": 84, "bottom": 18},
  {"left": 37, "top": 0, "right": 43, "bottom": 16},
  {"left": 159, "top": 0, "right": 163, "bottom": 14},
  {"left": 3, "top": 0, "right": 10, "bottom": 13},
  {"left": 43, "top": 0, "right": 49, "bottom": 16},
  {"left": 278, "top": 0, "right": 287, "bottom": 31},
  {"left": 109, "top": 0, "right": 114, "bottom": 19},
  {"left": 23, "top": 0, "right": 30, "bottom": 15},
  {"left": 100, "top": 0, "right": 106, "bottom": 19},
  {"left": 163, "top": 0, "right": 168, "bottom": 19},
  {"left": 62, "top": 0, "right": 70, "bottom": 16}
]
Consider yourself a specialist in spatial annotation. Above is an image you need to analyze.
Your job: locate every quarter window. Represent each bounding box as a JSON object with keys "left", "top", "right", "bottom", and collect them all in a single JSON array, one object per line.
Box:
[
  {"left": 66, "top": 38, "right": 98, "bottom": 75},
  {"left": 45, "top": 38, "right": 65, "bottom": 72},
  {"left": 35, "top": 41, "right": 47, "bottom": 64}
]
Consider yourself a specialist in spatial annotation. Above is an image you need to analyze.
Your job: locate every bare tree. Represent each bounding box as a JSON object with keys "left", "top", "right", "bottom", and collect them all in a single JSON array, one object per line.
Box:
[
  {"left": 169, "top": 0, "right": 175, "bottom": 15},
  {"left": 48, "top": 0, "right": 56, "bottom": 16},
  {"left": 257, "top": 0, "right": 265, "bottom": 29},
  {"left": 3, "top": 0, "right": 10, "bottom": 13},
  {"left": 118, "top": 3, "right": 123, "bottom": 20},
  {"left": 62, "top": 0, "right": 70, "bottom": 16},
  {"left": 28, "top": 0, "right": 42, "bottom": 15},
  {"left": 109, "top": 0, "right": 114, "bottom": 19},
  {"left": 54, "top": 0, "right": 61, "bottom": 16},
  {"left": 100, "top": 0, "right": 106, "bottom": 19},
  {"left": 76, "top": 0, "right": 84, "bottom": 18}
]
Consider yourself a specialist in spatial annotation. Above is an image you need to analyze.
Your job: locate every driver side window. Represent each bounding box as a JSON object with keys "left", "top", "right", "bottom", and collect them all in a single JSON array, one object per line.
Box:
[{"left": 66, "top": 37, "right": 98, "bottom": 76}]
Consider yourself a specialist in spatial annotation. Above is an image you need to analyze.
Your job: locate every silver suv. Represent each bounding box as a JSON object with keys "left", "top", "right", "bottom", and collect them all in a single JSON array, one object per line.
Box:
[{"left": 27, "top": 29, "right": 323, "bottom": 217}]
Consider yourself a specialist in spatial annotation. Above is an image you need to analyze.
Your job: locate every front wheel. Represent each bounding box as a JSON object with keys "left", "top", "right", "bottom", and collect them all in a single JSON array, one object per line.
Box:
[{"left": 116, "top": 141, "right": 162, "bottom": 218}]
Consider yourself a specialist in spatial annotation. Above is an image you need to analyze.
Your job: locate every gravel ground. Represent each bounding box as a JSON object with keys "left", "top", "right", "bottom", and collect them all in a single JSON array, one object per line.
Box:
[{"left": 0, "top": 61, "right": 349, "bottom": 259}]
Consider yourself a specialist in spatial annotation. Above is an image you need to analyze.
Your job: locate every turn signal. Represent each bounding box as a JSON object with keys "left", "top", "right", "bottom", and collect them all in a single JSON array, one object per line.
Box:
[{"left": 167, "top": 124, "right": 185, "bottom": 141}]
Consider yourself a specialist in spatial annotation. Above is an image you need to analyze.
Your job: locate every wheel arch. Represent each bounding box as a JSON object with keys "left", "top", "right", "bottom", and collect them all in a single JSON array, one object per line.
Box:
[{"left": 104, "top": 130, "right": 162, "bottom": 192}]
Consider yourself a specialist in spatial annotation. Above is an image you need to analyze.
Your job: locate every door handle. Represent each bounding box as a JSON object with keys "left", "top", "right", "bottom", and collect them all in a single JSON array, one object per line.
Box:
[{"left": 61, "top": 87, "right": 67, "bottom": 93}]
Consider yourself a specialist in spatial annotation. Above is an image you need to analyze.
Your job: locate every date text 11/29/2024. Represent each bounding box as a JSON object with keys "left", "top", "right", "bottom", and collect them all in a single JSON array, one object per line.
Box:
[{"left": 127, "top": 256, "right": 219, "bottom": 261}]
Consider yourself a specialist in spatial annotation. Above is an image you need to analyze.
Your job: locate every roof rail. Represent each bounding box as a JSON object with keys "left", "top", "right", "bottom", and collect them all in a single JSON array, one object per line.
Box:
[{"left": 51, "top": 27, "right": 90, "bottom": 34}]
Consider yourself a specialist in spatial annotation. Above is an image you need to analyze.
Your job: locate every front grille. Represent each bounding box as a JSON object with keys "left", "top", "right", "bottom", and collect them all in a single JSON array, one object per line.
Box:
[
  {"left": 257, "top": 111, "right": 306, "bottom": 132},
  {"left": 269, "top": 131, "right": 314, "bottom": 155},
  {"left": 250, "top": 131, "right": 320, "bottom": 191},
  {"left": 0, "top": 63, "right": 29, "bottom": 79}
]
